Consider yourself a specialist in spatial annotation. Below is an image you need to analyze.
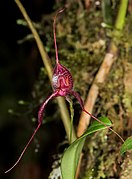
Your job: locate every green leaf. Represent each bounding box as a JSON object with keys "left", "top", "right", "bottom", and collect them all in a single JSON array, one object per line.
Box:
[
  {"left": 102, "top": 0, "right": 113, "bottom": 26},
  {"left": 120, "top": 137, "right": 132, "bottom": 155},
  {"left": 61, "top": 116, "right": 112, "bottom": 179}
]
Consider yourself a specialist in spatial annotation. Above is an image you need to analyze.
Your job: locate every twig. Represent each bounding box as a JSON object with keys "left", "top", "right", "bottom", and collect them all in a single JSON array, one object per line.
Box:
[
  {"left": 15, "top": 0, "right": 76, "bottom": 142},
  {"left": 77, "top": 50, "right": 116, "bottom": 136}
]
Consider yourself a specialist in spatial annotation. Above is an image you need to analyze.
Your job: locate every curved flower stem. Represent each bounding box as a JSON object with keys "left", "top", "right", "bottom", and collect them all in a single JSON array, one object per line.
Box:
[
  {"left": 15, "top": 0, "right": 76, "bottom": 142},
  {"left": 5, "top": 92, "right": 58, "bottom": 173},
  {"left": 77, "top": 0, "right": 129, "bottom": 137}
]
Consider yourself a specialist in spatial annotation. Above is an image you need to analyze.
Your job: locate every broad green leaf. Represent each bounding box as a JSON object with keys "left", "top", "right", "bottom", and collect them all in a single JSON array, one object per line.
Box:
[
  {"left": 120, "top": 137, "right": 132, "bottom": 155},
  {"left": 61, "top": 117, "right": 112, "bottom": 179}
]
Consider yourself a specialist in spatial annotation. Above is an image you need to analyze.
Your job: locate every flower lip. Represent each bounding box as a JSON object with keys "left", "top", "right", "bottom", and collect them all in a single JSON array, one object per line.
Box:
[{"left": 52, "top": 63, "right": 73, "bottom": 92}]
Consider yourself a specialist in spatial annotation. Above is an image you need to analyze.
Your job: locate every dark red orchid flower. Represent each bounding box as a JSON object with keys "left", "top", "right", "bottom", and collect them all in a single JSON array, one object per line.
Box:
[{"left": 5, "top": 8, "right": 124, "bottom": 173}]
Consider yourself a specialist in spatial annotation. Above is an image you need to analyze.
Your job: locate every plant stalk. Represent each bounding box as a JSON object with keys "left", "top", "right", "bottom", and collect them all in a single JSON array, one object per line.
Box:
[{"left": 115, "top": 0, "right": 128, "bottom": 30}]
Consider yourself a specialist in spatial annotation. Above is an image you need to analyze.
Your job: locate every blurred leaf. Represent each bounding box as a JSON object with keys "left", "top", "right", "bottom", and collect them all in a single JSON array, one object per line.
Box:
[
  {"left": 61, "top": 117, "right": 112, "bottom": 179},
  {"left": 120, "top": 137, "right": 132, "bottom": 155},
  {"left": 102, "top": 0, "right": 113, "bottom": 26}
]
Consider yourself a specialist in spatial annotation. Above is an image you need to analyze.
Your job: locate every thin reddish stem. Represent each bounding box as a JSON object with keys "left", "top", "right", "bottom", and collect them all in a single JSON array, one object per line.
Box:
[
  {"left": 83, "top": 108, "right": 124, "bottom": 142},
  {"left": 38, "top": 91, "right": 59, "bottom": 123},
  {"left": 5, "top": 91, "right": 58, "bottom": 173},
  {"left": 53, "top": 8, "right": 65, "bottom": 65},
  {"left": 70, "top": 91, "right": 124, "bottom": 143},
  {"left": 5, "top": 124, "right": 41, "bottom": 173}
]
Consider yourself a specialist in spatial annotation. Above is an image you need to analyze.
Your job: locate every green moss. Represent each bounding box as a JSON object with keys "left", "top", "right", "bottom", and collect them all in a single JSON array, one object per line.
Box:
[{"left": 120, "top": 152, "right": 132, "bottom": 179}]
